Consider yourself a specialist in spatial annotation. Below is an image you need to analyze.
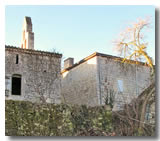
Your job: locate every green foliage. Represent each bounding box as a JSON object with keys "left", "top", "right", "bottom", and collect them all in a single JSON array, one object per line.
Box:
[
  {"left": 105, "top": 89, "right": 115, "bottom": 109},
  {"left": 5, "top": 100, "right": 113, "bottom": 136}
]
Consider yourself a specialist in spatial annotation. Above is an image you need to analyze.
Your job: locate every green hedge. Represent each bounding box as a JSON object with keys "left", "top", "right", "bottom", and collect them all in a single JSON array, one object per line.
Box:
[{"left": 5, "top": 100, "right": 113, "bottom": 136}]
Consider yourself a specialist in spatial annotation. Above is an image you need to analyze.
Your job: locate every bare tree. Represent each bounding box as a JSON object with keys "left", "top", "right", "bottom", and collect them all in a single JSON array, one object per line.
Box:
[
  {"left": 112, "top": 82, "right": 155, "bottom": 136},
  {"left": 112, "top": 17, "right": 155, "bottom": 136},
  {"left": 113, "top": 17, "right": 154, "bottom": 73}
]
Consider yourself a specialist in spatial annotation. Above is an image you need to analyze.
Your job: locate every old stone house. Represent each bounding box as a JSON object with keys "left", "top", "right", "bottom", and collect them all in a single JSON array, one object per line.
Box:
[
  {"left": 5, "top": 16, "right": 154, "bottom": 111},
  {"left": 5, "top": 17, "right": 62, "bottom": 104},
  {"left": 61, "top": 52, "right": 153, "bottom": 110}
]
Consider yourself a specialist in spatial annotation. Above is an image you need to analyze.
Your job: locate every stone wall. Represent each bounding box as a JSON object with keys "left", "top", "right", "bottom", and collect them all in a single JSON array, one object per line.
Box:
[
  {"left": 61, "top": 57, "right": 100, "bottom": 106},
  {"left": 5, "top": 46, "right": 62, "bottom": 104},
  {"left": 97, "top": 56, "right": 152, "bottom": 110},
  {"left": 61, "top": 54, "right": 153, "bottom": 109}
]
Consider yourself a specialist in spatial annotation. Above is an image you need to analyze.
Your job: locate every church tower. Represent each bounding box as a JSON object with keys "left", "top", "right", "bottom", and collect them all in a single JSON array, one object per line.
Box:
[{"left": 21, "top": 16, "right": 34, "bottom": 49}]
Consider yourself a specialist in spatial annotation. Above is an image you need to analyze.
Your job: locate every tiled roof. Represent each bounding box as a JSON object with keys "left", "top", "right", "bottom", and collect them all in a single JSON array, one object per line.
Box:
[
  {"left": 61, "top": 52, "right": 150, "bottom": 74},
  {"left": 5, "top": 45, "right": 62, "bottom": 58}
]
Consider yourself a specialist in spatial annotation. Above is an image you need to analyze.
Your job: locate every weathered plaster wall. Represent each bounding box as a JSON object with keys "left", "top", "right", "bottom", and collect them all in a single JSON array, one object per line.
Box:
[
  {"left": 5, "top": 47, "right": 62, "bottom": 104},
  {"left": 97, "top": 56, "right": 152, "bottom": 110},
  {"left": 61, "top": 57, "right": 100, "bottom": 106},
  {"left": 61, "top": 55, "right": 152, "bottom": 109}
]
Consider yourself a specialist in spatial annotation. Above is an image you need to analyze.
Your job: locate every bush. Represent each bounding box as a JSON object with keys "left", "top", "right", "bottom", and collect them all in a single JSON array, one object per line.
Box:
[{"left": 5, "top": 100, "right": 113, "bottom": 136}]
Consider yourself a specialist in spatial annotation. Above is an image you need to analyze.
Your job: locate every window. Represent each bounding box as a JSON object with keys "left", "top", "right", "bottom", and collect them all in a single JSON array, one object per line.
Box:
[
  {"left": 16, "top": 54, "right": 19, "bottom": 64},
  {"left": 12, "top": 74, "right": 21, "bottom": 95},
  {"left": 118, "top": 80, "right": 123, "bottom": 92},
  {"left": 5, "top": 76, "right": 11, "bottom": 96}
]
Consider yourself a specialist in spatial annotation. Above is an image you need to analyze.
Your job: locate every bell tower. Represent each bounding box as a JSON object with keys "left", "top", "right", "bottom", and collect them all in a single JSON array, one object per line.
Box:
[{"left": 21, "top": 16, "right": 34, "bottom": 49}]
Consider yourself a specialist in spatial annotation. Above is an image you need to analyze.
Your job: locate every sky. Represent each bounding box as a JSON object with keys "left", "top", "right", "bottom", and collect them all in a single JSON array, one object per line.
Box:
[{"left": 5, "top": 5, "right": 155, "bottom": 64}]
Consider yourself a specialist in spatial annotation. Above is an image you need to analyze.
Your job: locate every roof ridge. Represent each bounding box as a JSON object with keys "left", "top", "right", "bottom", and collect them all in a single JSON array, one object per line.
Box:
[
  {"left": 61, "top": 52, "right": 150, "bottom": 74},
  {"left": 5, "top": 45, "right": 62, "bottom": 58}
]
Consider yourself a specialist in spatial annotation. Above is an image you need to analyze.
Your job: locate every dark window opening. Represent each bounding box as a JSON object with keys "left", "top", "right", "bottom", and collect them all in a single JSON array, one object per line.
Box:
[
  {"left": 16, "top": 54, "right": 19, "bottom": 64},
  {"left": 12, "top": 75, "right": 21, "bottom": 95}
]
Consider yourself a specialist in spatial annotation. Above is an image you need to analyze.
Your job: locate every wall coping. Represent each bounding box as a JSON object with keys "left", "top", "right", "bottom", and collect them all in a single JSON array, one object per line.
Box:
[{"left": 5, "top": 45, "right": 62, "bottom": 58}]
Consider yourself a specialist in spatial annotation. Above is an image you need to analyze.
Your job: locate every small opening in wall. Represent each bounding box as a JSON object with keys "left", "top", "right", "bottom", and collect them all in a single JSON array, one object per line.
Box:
[
  {"left": 12, "top": 74, "right": 21, "bottom": 95},
  {"left": 16, "top": 54, "right": 19, "bottom": 64}
]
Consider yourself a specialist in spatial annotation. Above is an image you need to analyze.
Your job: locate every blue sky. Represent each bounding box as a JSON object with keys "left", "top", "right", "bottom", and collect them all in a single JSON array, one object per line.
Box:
[{"left": 5, "top": 5, "right": 155, "bottom": 63}]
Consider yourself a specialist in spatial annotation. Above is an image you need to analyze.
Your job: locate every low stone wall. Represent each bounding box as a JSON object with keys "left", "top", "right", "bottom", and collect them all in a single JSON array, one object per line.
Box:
[{"left": 5, "top": 100, "right": 112, "bottom": 136}]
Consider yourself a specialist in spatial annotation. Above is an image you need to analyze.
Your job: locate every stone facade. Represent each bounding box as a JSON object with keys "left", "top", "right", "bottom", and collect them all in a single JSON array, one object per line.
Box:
[
  {"left": 61, "top": 57, "right": 99, "bottom": 106},
  {"left": 5, "top": 16, "right": 62, "bottom": 104},
  {"left": 61, "top": 52, "right": 153, "bottom": 110},
  {"left": 5, "top": 46, "right": 62, "bottom": 104},
  {"left": 97, "top": 55, "right": 152, "bottom": 110},
  {"left": 5, "top": 16, "right": 154, "bottom": 110}
]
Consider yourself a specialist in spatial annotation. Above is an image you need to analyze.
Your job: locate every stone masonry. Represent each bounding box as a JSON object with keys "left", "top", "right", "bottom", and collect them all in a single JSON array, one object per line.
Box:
[
  {"left": 61, "top": 56, "right": 98, "bottom": 106},
  {"left": 5, "top": 46, "right": 62, "bottom": 104},
  {"left": 61, "top": 52, "right": 153, "bottom": 110},
  {"left": 5, "top": 16, "right": 62, "bottom": 104},
  {"left": 5, "top": 16, "right": 154, "bottom": 111},
  {"left": 97, "top": 54, "right": 152, "bottom": 110}
]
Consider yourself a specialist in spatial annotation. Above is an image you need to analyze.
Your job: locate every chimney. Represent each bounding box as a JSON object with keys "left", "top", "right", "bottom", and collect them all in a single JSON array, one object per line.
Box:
[
  {"left": 21, "top": 16, "right": 34, "bottom": 50},
  {"left": 64, "top": 58, "right": 74, "bottom": 69}
]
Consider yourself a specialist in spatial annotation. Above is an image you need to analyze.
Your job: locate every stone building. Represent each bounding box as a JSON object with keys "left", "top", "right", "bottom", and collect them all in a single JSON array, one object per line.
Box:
[
  {"left": 5, "top": 16, "right": 154, "bottom": 110},
  {"left": 61, "top": 52, "right": 153, "bottom": 110},
  {"left": 5, "top": 17, "right": 62, "bottom": 104}
]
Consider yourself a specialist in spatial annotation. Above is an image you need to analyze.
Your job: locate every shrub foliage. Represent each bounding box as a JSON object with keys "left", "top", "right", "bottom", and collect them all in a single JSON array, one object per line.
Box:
[{"left": 5, "top": 100, "right": 113, "bottom": 136}]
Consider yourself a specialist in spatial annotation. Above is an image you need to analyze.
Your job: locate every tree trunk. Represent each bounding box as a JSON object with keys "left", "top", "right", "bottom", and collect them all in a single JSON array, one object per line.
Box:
[{"left": 139, "top": 87, "right": 155, "bottom": 130}]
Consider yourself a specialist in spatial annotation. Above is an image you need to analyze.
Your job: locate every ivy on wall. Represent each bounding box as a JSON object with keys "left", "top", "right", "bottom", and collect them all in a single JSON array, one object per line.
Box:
[{"left": 5, "top": 100, "right": 113, "bottom": 136}]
